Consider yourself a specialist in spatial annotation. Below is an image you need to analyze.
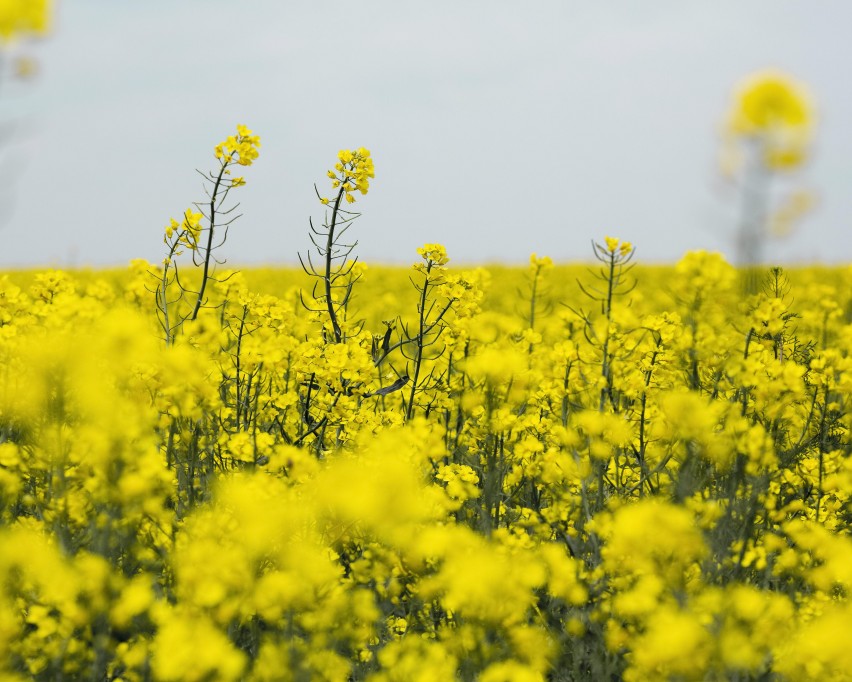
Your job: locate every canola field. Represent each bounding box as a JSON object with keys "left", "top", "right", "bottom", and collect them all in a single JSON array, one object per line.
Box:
[{"left": 1, "top": 130, "right": 851, "bottom": 681}]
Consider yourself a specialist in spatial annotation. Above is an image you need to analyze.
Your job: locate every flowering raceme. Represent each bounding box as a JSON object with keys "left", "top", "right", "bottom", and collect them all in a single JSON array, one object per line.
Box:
[
  {"left": 214, "top": 124, "right": 261, "bottom": 167},
  {"left": 321, "top": 147, "right": 375, "bottom": 205},
  {"left": 725, "top": 70, "right": 814, "bottom": 170},
  {"left": 164, "top": 209, "right": 203, "bottom": 251},
  {"left": 0, "top": 0, "right": 50, "bottom": 41},
  {"left": 603, "top": 235, "right": 633, "bottom": 258},
  {"left": 416, "top": 243, "right": 449, "bottom": 268}
]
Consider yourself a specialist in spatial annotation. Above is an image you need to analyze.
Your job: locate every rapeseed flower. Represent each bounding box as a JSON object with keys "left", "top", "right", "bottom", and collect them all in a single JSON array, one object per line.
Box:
[
  {"left": 726, "top": 70, "right": 814, "bottom": 170},
  {"left": 214, "top": 124, "right": 261, "bottom": 167},
  {"left": 0, "top": 0, "right": 51, "bottom": 41},
  {"left": 324, "top": 147, "right": 374, "bottom": 204}
]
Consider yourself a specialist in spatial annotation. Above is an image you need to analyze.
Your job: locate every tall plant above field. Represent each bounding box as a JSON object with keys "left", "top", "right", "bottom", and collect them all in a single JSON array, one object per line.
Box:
[
  {"left": 721, "top": 71, "right": 816, "bottom": 286},
  {"left": 294, "top": 150, "right": 480, "bottom": 448},
  {"left": 153, "top": 125, "right": 261, "bottom": 344},
  {"left": 301, "top": 148, "right": 375, "bottom": 344}
]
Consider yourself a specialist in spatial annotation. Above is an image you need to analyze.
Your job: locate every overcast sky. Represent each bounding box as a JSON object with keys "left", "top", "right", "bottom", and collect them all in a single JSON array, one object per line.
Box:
[{"left": 0, "top": 1, "right": 849, "bottom": 268}]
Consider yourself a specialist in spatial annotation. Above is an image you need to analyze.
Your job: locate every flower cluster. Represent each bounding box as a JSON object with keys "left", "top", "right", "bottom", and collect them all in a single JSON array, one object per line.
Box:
[
  {"left": 725, "top": 70, "right": 814, "bottom": 171},
  {"left": 164, "top": 209, "right": 203, "bottom": 252},
  {"left": 603, "top": 235, "right": 633, "bottom": 258},
  {"left": 416, "top": 242, "right": 450, "bottom": 267},
  {"left": 0, "top": 0, "right": 51, "bottom": 41},
  {"left": 214, "top": 124, "right": 261, "bottom": 167},
  {"left": 322, "top": 147, "right": 375, "bottom": 205}
]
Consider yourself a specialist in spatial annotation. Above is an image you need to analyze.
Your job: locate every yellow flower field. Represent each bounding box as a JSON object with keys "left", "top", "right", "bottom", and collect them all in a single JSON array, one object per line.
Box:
[{"left": 0, "top": 128, "right": 851, "bottom": 681}]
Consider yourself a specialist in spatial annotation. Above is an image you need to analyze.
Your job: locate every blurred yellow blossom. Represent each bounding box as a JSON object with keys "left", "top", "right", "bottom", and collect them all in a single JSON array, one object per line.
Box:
[
  {"left": 0, "top": 0, "right": 51, "bottom": 41},
  {"left": 725, "top": 70, "right": 814, "bottom": 171}
]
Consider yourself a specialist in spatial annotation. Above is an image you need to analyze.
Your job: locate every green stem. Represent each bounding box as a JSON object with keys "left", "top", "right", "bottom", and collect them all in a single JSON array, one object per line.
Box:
[
  {"left": 191, "top": 160, "right": 230, "bottom": 321},
  {"left": 325, "top": 186, "right": 347, "bottom": 343},
  {"left": 599, "top": 253, "right": 616, "bottom": 411},
  {"left": 159, "top": 258, "right": 174, "bottom": 345},
  {"left": 406, "top": 263, "right": 432, "bottom": 420}
]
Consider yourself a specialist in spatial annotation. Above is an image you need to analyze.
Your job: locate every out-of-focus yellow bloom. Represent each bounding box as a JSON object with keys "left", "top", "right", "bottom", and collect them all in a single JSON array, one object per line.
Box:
[
  {"left": 13, "top": 55, "right": 38, "bottom": 78},
  {"left": 628, "top": 607, "right": 712, "bottom": 680},
  {"left": 770, "top": 188, "right": 815, "bottom": 236},
  {"left": 529, "top": 253, "right": 553, "bottom": 270},
  {"left": 0, "top": 0, "right": 51, "bottom": 42},
  {"left": 601, "top": 499, "right": 707, "bottom": 586},
  {"left": 110, "top": 575, "right": 155, "bottom": 629},
  {"left": 151, "top": 610, "right": 246, "bottom": 681},
  {"left": 774, "top": 601, "right": 852, "bottom": 680},
  {"left": 729, "top": 71, "right": 811, "bottom": 132},
  {"left": 726, "top": 70, "right": 814, "bottom": 170}
]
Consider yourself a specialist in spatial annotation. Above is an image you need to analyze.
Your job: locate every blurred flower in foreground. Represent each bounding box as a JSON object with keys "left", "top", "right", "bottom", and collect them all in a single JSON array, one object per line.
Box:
[
  {"left": 720, "top": 70, "right": 816, "bottom": 279},
  {"left": 0, "top": 0, "right": 51, "bottom": 42},
  {"left": 725, "top": 70, "right": 814, "bottom": 171}
]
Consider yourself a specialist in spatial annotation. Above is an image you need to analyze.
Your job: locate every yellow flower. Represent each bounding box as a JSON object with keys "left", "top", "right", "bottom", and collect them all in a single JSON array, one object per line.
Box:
[
  {"left": 182, "top": 210, "right": 203, "bottom": 241},
  {"left": 0, "top": 0, "right": 51, "bottom": 41},
  {"left": 416, "top": 243, "right": 449, "bottom": 267},
  {"left": 726, "top": 70, "right": 813, "bottom": 170},
  {"left": 729, "top": 71, "right": 812, "bottom": 132},
  {"left": 215, "top": 124, "right": 261, "bottom": 167},
  {"left": 604, "top": 236, "right": 620, "bottom": 253},
  {"left": 529, "top": 253, "right": 553, "bottom": 270},
  {"left": 326, "top": 148, "right": 375, "bottom": 204},
  {"left": 152, "top": 610, "right": 246, "bottom": 681},
  {"left": 165, "top": 218, "right": 178, "bottom": 241}
]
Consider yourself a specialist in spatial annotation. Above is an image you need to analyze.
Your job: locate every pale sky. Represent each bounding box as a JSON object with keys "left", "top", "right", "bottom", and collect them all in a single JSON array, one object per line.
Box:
[{"left": 1, "top": 1, "right": 850, "bottom": 267}]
